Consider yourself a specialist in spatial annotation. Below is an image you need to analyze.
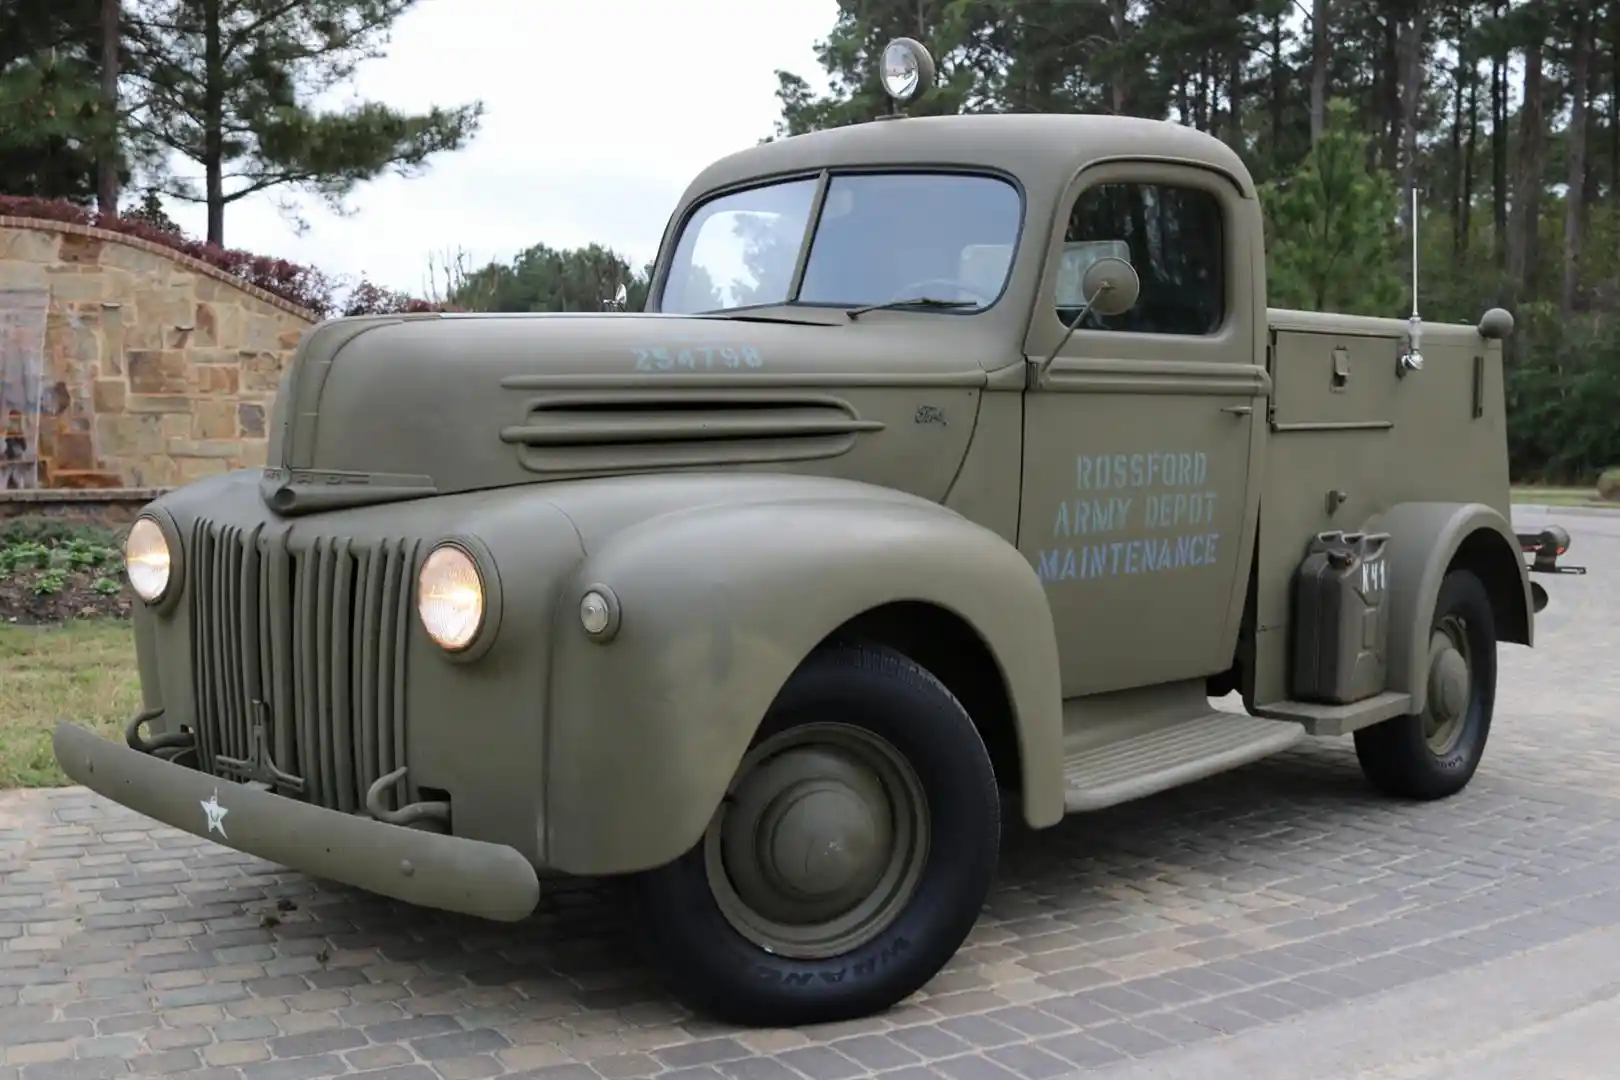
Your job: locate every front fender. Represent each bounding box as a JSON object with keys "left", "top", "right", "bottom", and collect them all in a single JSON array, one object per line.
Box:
[
  {"left": 1367, "top": 501, "right": 1532, "bottom": 715},
  {"left": 542, "top": 495, "right": 1065, "bottom": 875}
]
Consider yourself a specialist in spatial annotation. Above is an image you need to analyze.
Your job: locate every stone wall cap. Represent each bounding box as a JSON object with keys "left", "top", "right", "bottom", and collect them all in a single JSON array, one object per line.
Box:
[
  {"left": 0, "top": 488, "right": 172, "bottom": 504},
  {"left": 0, "top": 216, "right": 320, "bottom": 323}
]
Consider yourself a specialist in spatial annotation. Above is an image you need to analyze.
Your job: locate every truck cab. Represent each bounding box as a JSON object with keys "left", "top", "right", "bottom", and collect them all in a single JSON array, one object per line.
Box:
[{"left": 56, "top": 37, "right": 1571, "bottom": 1030}]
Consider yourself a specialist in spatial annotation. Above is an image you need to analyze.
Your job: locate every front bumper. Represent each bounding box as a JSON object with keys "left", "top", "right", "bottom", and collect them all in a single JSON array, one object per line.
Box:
[{"left": 53, "top": 719, "right": 541, "bottom": 922}]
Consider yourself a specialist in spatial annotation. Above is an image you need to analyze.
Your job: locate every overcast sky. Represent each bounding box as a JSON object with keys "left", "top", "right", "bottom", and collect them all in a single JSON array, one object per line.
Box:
[{"left": 160, "top": 0, "right": 837, "bottom": 298}]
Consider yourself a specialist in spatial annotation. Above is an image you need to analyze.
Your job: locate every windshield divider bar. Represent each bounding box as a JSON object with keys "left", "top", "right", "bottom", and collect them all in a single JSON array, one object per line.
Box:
[{"left": 786, "top": 170, "right": 832, "bottom": 303}]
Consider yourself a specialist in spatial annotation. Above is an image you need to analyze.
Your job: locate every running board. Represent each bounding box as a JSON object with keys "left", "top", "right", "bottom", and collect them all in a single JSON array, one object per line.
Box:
[
  {"left": 1062, "top": 711, "right": 1305, "bottom": 813},
  {"left": 1250, "top": 691, "right": 1412, "bottom": 737}
]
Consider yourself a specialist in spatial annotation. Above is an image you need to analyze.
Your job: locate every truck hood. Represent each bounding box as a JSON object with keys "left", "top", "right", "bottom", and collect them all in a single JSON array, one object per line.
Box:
[{"left": 260, "top": 311, "right": 1002, "bottom": 515}]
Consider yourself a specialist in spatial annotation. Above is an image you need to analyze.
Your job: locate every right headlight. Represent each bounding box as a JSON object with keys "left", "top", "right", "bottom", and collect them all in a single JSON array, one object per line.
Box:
[
  {"left": 125, "top": 517, "right": 172, "bottom": 603},
  {"left": 417, "top": 543, "right": 486, "bottom": 652}
]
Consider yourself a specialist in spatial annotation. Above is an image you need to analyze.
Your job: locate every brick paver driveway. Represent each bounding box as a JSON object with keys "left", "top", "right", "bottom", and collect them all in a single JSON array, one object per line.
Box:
[{"left": 2, "top": 508, "right": 1615, "bottom": 1080}]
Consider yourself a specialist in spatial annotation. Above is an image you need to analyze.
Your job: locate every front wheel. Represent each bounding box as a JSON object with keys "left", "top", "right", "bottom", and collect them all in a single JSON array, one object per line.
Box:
[
  {"left": 637, "top": 643, "right": 1000, "bottom": 1026},
  {"left": 1354, "top": 568, "right": 1497, "bottom": 800}
]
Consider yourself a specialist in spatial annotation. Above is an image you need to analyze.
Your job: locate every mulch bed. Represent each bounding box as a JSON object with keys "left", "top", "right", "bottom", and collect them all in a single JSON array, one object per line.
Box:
[
  {"left": 0, "top": 566, "right": 133, "bottom": 625},
  {"left": 0, "top": 521, "right": 134, "bottom": 626}
]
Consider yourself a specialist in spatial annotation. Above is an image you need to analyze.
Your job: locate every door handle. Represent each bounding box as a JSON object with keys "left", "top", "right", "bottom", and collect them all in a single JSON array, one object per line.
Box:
[{"left": 1221, "top": 404, "right": 1253, "bottom": 415}]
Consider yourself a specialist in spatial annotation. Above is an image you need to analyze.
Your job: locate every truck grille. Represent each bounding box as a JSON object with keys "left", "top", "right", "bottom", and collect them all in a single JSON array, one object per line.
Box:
[{"left": 186, "top": 519, "right": 420, "bottom": 814}]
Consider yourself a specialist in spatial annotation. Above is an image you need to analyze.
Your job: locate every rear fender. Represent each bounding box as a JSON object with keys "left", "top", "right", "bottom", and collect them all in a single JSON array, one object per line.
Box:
[
  {"left": 1367, "top": 501, "right": 1532, "bottom": 714},
  {"left": 542, "top": 496, "right": 1065, "bottom": 875}
]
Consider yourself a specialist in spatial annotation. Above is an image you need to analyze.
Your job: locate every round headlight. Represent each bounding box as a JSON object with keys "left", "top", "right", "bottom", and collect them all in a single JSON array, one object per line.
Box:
[
  {"left": 417, "top": 544, "right": 485, "bottom": 651},
  {"left": 125, "top": 517, "right": 172, "bottom": 603}
]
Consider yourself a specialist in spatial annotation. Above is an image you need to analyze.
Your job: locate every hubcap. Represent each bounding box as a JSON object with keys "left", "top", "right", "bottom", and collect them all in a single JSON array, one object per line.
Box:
[
  {"left": 704, "top": 723, "right": 930, "bottom": 959},
  {"left": 1423, "top": 615, "right": 1472, "bottom": 754}
]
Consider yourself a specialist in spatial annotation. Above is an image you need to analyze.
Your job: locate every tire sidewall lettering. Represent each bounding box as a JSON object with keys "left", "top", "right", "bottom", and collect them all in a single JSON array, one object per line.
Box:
[{"left": 750, "top": 936, "right": 913, "bottom": 986}]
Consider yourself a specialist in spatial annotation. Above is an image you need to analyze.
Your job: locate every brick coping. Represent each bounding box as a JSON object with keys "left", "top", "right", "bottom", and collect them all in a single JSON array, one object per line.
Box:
[{"left": 0, "top": 216, "right": 320, "bottom": 323}]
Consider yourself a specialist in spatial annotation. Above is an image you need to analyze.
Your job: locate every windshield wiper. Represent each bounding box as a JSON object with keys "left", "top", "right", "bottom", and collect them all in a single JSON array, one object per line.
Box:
[{"left": 845, "top": 297, "right": 979, "bottom": 320}]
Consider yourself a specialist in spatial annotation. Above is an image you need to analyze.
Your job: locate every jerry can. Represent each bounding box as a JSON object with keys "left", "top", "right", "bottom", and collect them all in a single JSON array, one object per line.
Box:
[{"left": 1291, "top": 530, "right": 1392, "bottom": 704}]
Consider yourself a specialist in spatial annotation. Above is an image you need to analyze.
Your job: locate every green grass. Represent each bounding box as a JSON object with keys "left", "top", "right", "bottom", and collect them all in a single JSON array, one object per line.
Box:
[
  {"left": 0, "top": 620, "right": 140, "bottom": 788},
  {"left": 1510, "top": 484, "right": 1617, "bottom": 507}
]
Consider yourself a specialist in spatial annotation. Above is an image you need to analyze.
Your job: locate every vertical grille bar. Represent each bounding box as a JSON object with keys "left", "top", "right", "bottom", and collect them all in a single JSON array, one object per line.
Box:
[
  {"left": 377, "top": 539, "right": 404, "bottom": 801},
  {"left": 391, "top": 539, "right": 418, "bottom": 803},
  {"left": 188, "top": 521, "right": 218, "bottom": 773},
  {"left": 314, "top": 539, "right": 336, "bottom": 806},
  {"left": 330, "top": 539, "right": 356, "bottom": 813},
  {"left": 266, "top": 532, "right": 297, "bottom": 777},
  {"left": 239, "top": 524, "right": 264, "bottom": 770},
  {"left": 211, "top": 525, "right": 236, "bottom": 762},
  {"left": 255, "top": 531, "right": 272, "bottom": 746},
  {"left": 295, "top": 544, "right": 320, "bottom": 806},
  {"left": 222, "top": 526, "right": 247, "bottom": 762},
  {"left": 355, "top": 547, "right": 383, "bottom": 805}
]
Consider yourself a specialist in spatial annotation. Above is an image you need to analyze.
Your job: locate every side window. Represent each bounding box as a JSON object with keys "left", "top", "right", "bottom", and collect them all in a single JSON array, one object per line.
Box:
[{"left": 1056, "top": 181, "right": 1225, "bottom": 336}]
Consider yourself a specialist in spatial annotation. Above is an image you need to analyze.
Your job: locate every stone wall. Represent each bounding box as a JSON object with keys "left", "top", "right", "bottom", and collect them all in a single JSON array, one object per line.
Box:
[{"left": 0, "top": 218, "right": 316, "bottom": 493}]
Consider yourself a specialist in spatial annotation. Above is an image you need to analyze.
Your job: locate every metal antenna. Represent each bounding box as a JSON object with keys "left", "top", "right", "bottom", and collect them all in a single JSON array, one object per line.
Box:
[
  {"left": 1400, "top": 185, "right": 1424, "bottom": 375},
  {"left": 1410, "top": 185, "right": 1419, "bottom": 322}
]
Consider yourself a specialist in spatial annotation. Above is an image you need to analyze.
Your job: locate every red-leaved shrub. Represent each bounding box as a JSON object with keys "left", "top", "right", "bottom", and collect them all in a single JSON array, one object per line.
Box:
[
  {"left": 342, "top": 279, "right": 459, "bottom": 316},
  {"left": 0, "top": 195, "right": 453, "bottom": 318}
]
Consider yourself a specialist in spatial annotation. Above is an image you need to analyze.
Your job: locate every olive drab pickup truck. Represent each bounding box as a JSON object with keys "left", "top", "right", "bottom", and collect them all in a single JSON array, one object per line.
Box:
[{"left": 56, "top": 37, "right": 1580, "bottom": 1028}]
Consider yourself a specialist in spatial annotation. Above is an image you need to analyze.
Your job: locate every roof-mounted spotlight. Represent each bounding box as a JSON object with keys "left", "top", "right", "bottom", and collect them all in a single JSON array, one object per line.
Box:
[{"left": 879, "top": 38, "right": 936, "bottom": 109}]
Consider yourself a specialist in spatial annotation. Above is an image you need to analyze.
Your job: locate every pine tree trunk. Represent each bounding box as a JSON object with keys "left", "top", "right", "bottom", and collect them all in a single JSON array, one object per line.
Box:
[
  {"left": 1397, "top": 10, "right": 1426, "bottom": 233},
  {"left": 203, "top": 0, "right": 225, "bottom": 246},
  {"left": 1458, "top": 45, "right": 1470, "bottom": 254},
  {"left": 1490, "top": 2, "right": 1507, "bottom": 269},
  {"left": 1507, "top": 40, "right": 1545, "bottom": 299},
  {"left": 1110, "top": 0, "right": 1129, "bottom": 113},
  {"left": 1560, "top": 0, "right": 1592, "bottom": 313},
  {"left": 1462, "top": 60, "right": 1477, "bottom": 257},
  {"left": 95, "top": 0, "right": 121, "bottom": 217},
  {"left": 1310, "top": 0, "right": 1328, "bottom": 143}
]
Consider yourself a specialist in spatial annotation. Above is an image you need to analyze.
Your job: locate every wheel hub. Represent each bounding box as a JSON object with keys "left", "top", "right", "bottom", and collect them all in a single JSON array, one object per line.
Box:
[
  {"left": 705, "top": 723, "right": 929, "bottom": 960},
  {"left": 765, "top": 787, "right": 879, "bottom": 893},
  {"left": 1429, "top": 645, "right": 1470, "bottom": 723},
  {"left": 1422, "top": 618, "right": 1472, "bottom": 754},
  {"left": 725, "top": 749, "right": 894, "bottom": 922}
]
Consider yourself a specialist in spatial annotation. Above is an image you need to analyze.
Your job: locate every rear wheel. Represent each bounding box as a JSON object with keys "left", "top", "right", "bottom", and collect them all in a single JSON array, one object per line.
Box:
[
  {"left": 637, "top": 642, "right": 1000, "bottom": 1026},
  {"left": 1354, "top": 568, "right": 1497, "bottom": 800}
]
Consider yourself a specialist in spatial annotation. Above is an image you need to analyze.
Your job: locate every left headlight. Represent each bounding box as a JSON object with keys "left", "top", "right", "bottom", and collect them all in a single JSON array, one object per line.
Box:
[
  {"left": 125, "top": 516, "right": 172, "bottom": 603},
  {"left": 417, "top": 543, "right": 485, "bottom": 652}
]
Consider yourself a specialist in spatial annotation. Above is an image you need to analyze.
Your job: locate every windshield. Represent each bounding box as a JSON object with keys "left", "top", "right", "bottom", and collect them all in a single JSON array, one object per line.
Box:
[{"left": 658, "top": 171, "right": 1023, "bottom": 315}]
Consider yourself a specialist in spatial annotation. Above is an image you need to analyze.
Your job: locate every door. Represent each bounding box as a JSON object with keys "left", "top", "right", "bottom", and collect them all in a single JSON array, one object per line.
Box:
[{"left": 1019, "top": 160, "right": 1268, "bottom": 697}]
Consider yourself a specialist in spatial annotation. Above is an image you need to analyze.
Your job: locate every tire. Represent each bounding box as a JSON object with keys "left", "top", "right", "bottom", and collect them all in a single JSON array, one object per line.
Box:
[
  {"left": 636, "top": 642, "right": 1001, "bottom": 1026},
  {"left": 1354, "top": 568, "right": 1497, "bottom": 800}
]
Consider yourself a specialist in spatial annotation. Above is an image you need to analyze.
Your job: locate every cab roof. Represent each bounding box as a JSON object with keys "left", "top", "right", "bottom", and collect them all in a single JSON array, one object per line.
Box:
[{"left": 680, "top": 113, "right": 1258, "bottom": 204}]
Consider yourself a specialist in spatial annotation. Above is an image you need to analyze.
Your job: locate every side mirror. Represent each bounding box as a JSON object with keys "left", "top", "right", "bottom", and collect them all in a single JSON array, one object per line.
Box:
[
  {"left": 1078, "top": 256, "right": 1141, "bottom": 318},
  {"left": 1036, "top": 255, "right": 1142, "bottom": 384}
]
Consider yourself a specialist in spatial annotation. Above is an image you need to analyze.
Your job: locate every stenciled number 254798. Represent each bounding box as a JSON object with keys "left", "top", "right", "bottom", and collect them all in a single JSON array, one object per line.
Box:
[{"left": 633, "top": 346, "right": 764, "bottom": 372}]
